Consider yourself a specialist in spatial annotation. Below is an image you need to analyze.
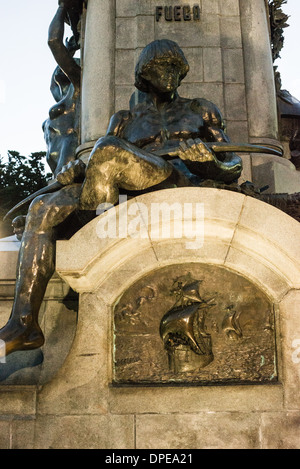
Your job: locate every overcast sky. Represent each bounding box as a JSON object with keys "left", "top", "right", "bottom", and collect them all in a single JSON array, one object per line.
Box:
[{"left": 0, "top": 0, "right": 299, "bottom": 162}]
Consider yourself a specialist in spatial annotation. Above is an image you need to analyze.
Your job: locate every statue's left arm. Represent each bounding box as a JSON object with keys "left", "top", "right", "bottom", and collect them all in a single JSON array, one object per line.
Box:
[{"left": 48, "top": 3, "right": 81, "bottom": 90}]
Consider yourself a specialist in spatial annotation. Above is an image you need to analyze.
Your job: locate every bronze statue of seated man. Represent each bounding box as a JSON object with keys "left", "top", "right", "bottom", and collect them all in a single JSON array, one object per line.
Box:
[
  {"left": 80, "top": 39, "right": 242, "bottom": 209},
  {"left": 0, "top": 39, "right": 242, "bottom": 356}
]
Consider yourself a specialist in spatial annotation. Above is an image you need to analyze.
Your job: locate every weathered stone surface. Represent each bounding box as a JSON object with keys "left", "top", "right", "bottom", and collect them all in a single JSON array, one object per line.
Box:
[
  {"left": 115, "top": 85, "right": 135, "bottom": 111},
  {"left": 226, "top": 120, "right": 249, "bottom": 143},
  {"left": 81, "top": 0, "right": 116, "bottom": 141},
  {"left": 240, "top": 0, "right": 278, "bottom": 139},
  {"left": 0, "top": 278, "right": 77, "bottom": 386},
  {"left": 181, "top": 48, "right": 203, "bottom": 83},
  {"left": 0, "top": 387, "right": 36, "bottom": 416},
  {"left": 279, "top": 290, "right": 300, "bottom": 410},
  {"left": 37, "top": 293, "right": 110, "bottom": 416},
  {"left": 115, "top": 49, "right": 136, "bottom": 85},
  {"left": 223, "top": 49, "right": 245, "bottom": 84},
  {"left": 116, "top": 0, "right": 138, "bottom": 17},
  {"left": 0, "top": 419, "right": 11, "bottom": 449},
  {"left": 202, "top": 0, "right": 219, "bottom": 15},
  {"left": 224, "top": 84, "right": 247, "bottom": 121},
  {"left": 116, "top": 17, "right": 136, "bottom": 49},
  {"left": 219, "top": 0, "right": 240, "bottom": 16},
  {"left": 220, "top": 16, "right": 242, "bottom": 48},
  {"left": 109, "top": 384, "right": 283, "bottom": 415},
  {"left": 11, "top": 419, "right": 36, "bottom": 450},
  {"left": 0, "top": 251, "right": 19, "bottom": 280},
  {"left": 33, "top": 415, "right": 134, "bottom": 449},
  {"left": 137, "top": 16, "right": 155, "bottom": 48},
  {"left": 136, "top": 412, "right": 261, "bottom": 449},
  {"left": 252, "top": 159, "right": 300, "bottom": 195},
  {"left": 261, "top": 412, "right": 300, "bottom": 449},
  {"left": 203, "top": 48, "right": 223, "bottom": 83}
]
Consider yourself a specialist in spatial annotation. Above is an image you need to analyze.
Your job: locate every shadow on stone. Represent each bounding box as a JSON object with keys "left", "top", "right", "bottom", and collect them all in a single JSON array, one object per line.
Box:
[{"left": 0, "top": 349, "right": 44, "bottom": 383}]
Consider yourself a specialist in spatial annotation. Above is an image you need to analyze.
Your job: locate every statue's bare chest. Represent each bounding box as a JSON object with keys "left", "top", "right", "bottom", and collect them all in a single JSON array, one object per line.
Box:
[{"left": 123, "top": 103, "right": 205, "bottom": 147}]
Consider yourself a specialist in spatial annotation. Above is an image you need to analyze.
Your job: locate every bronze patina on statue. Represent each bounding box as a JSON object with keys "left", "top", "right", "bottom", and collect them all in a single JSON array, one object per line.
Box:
[
  {"left": 43, "top": 0, "right": 83, "bottom": 177},
  {"left": 0, "top": 37, "right": 282, "bottom": 358},
  {"left": 79, "top": 39, "right": 244, "bottom": 209}
]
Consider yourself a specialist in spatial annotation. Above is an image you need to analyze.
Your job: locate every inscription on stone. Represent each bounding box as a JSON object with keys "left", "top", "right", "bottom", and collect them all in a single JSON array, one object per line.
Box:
[
  {"left": 155, "top": 5, "right": 201, "bottom": 22},
  {"left": 113, "top": 264, "right": 278, "bottom": 386}
]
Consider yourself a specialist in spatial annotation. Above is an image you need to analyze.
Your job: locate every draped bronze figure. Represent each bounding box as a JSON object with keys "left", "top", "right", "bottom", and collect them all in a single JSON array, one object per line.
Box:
[
  {"left": 80, "top": 39, "right": 243, "bottom": 209},
  {"left": 43, "top": 0, "right": 82, "bottom": 177},
  {"left": 0, "top": 39, "right": 245, "bottom": 356}
]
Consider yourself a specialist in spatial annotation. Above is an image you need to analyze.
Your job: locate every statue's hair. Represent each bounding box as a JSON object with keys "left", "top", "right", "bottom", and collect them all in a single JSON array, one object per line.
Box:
[{"left": 135, "top": 39, "right": 190, "bottom": 92}]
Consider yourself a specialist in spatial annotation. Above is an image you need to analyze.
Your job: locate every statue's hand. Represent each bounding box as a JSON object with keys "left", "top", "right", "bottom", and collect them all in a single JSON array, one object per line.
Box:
[
  {"left": 57, "top": 159, "right": 86, "bottom": 186},
  {"left": 12, "top": 215, "right": 27, "bottom": 241},
  {"left": 178, "top": 138, "right": 219, "bottom": 164},
  {"left": 65, "top": 35, "right": 80, "bottom": 53}
]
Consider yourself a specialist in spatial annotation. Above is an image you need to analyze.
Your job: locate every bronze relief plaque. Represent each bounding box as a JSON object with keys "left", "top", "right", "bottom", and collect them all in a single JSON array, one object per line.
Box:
[{"left": 113, "top": 264, "right": 278, "bottom": 386}]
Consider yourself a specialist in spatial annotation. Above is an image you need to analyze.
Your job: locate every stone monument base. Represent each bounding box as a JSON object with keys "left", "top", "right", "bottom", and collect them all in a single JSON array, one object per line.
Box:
[{"left": 0, "top": 188, "right": 299, "bottom": 449}]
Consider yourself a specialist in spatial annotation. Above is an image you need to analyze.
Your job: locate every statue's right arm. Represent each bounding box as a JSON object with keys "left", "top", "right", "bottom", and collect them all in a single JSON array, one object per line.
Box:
[{"left": 48, "top": 5, "right": 81, "bottom": 90}]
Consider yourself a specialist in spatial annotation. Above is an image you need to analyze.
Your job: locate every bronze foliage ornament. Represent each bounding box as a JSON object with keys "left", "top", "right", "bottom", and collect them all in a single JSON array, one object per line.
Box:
[{"left": 268, "top": 0, "right": 289, "bottom": 62}]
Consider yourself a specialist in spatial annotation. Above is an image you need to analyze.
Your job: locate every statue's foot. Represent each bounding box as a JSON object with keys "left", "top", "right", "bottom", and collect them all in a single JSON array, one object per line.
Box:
[{"left": 0, "top": 321, "right": 44, "bottom": 357}]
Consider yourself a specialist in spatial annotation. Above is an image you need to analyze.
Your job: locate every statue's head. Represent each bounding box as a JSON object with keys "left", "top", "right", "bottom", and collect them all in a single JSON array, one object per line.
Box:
[{"left": 135, "top": 39, "right": 189, "bottom": 94}]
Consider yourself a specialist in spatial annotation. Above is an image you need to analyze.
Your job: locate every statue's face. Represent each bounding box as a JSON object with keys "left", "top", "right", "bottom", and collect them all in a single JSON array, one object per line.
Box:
[{"left": 142, "top": 59, "right": 181, "bottom": 94}]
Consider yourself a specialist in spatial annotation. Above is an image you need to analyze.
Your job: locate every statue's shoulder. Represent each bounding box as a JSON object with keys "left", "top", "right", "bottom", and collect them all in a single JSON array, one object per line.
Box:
[
  {"left": 190, "top": 98, "right": 224, "bottom": 125},
  {"left": 190, "top": 98, "right": 221, "bottom": 116},
  {"left": 107, "top": 110, "right": 132, "bottom": 135}
]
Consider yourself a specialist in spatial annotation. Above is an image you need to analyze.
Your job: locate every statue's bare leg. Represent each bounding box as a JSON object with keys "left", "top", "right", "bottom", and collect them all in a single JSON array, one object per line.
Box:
[
  {"left": 80, "top": 136, "right": 173, "bottom": 210},
  {"left": 0, "top": 184, "right": 81, "bottom": 356}
]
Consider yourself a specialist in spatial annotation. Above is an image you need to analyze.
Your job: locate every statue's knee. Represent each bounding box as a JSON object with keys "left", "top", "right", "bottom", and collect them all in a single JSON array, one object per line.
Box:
[
  {"left": 27, "top": 195, "right": 51, "bottom": 228},
  {"left": 28, "top": 195, "right": 47, "bottom": 216},
  {"left": 93, "top": 135, "right": 122, "bottom": 153}
]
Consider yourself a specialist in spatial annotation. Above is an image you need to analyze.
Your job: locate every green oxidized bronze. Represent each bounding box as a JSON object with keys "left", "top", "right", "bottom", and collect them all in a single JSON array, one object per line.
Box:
[{"left": 0, "top": 39, "right": 282, "bottom": 358}]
